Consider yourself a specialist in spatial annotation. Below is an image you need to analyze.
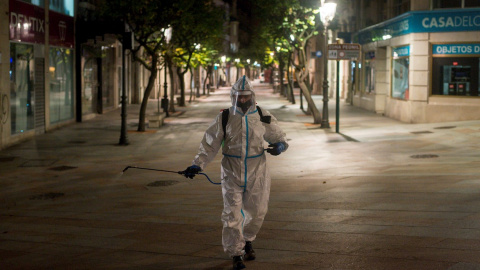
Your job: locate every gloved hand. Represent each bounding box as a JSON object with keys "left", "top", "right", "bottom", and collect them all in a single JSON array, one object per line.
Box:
[
  {"left": 183, "top": 165, "right": 201, "bottom": 179},
  {"left": 267, "top": 142, "right": 286, "bottom": 156}
]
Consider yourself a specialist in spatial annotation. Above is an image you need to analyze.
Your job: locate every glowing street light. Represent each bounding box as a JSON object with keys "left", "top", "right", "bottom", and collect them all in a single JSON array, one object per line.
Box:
[
  {"left": 319, "top": 1, "right": 337, "bottom": 129},
  {"left": 163, "top": 26, "right": 172, "bottom": 117}
]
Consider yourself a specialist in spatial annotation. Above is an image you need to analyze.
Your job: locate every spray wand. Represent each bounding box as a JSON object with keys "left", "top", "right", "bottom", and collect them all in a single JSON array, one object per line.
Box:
[{"left": 122, "top": 166, "right": 221, "bottom": 185}]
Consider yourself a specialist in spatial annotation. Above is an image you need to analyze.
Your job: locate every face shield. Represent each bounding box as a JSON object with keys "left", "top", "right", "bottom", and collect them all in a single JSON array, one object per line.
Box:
[
  {"left": 231, "top": 76, "right": 255, "bottom": 115},
  {"left": 232, "top": 90, "right": 254, "bottom": 114}
]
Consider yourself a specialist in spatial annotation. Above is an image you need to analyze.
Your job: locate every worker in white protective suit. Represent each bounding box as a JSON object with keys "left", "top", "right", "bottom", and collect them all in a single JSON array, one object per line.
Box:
[{"left": 184, "top": 76, "right": 288, "bottom": 270}]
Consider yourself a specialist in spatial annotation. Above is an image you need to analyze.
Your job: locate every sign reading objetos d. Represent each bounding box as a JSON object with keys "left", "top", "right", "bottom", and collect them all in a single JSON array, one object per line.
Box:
[{"left": 433, "top": 44, "right": 480, "bottom": 55}]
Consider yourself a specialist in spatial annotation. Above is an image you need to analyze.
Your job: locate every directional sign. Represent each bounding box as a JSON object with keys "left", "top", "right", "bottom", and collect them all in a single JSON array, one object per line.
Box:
[{"left": 327, "top": 43, "right": 361, "bottom": 60}]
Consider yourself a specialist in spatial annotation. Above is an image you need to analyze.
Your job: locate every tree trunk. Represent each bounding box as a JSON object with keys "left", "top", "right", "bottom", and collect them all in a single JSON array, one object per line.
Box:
[
  {"left": 195, "top": 67, "right": 200, "bottom": 98},
  {"left": 138, "top": 56, "right": 158, "bottom": 131},
  {"left": 305, "top": 73, "right": 312, "bottom": 115},
  {"left": 189, "top": 66, "right": 194, "bottom": 102},
  {"left": 177, "top": 66, "right": 186, "bottom": 106},
  {"left": 207, "top": 65, "right": 213, "bottom": 95},
  {"left": 279, "top": 56, "right": 285, "bottom": 97},
  {"left": 293, "top": 42, "right": 322, "bottom": 123},
  {"left": 202, "top": 69, "right": 208, "bottom": 96},
  {"left": 287, "top": 53, "right": 295, "bottom": 104},
  {"left": 297, "top": 80, "right": 322, "bottom": 124},
  {"left": 295, "top": 70, "right": 321, "bottom": 124}
]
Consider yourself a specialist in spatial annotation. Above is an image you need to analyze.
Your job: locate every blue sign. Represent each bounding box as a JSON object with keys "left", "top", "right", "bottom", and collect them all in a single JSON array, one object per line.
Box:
[
  {"left": 433, "top": 44, "right": 480, "bottom": 55},
  {"left": 393, "top": 46, "right": 410, "bottom": 58},
  {"left": 412, "top": 9, "right": 480, "bottom": 33},
  {"left": 355, "top": 8, "right": 480, "bottom": 44},
  {"left": 316, "top": 51, "right": 323, "bottom": 58}
]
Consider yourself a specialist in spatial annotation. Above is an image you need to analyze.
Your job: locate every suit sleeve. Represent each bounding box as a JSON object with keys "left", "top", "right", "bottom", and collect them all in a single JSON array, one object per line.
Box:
[
  {"left": 192, "top": 112, "right": 224, "bottom": 170},
  {"left": 263, "top": 109, "right": 289, "bottom": 152}
]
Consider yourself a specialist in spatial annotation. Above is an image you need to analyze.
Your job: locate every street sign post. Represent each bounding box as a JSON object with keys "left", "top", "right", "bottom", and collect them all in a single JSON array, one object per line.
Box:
[
  {"left": 327, "top": 43, "right": 361, "bottom": 60},
  {"left": 326, "top": 43, "right": 361, "bottom": 133}
]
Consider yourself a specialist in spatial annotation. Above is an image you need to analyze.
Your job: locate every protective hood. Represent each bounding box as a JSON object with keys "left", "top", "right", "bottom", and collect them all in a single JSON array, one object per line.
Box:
[{"left": 231, "top": 76, "right": 256, "bottom": 115}]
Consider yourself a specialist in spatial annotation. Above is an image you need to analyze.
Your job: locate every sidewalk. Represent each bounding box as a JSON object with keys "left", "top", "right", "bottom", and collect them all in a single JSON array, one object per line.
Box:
[{"left": 1, "top": 81, "right": 480, "bottom": 269}]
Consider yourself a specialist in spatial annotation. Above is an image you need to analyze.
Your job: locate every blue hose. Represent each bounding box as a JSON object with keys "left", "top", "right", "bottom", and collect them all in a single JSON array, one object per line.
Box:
[{"left": 198, "top": 172, "right": 221, "bottom": 185}]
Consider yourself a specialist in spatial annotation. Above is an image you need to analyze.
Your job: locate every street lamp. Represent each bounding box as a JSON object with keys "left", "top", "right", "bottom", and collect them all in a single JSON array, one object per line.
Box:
[
  {"left": 319, "top": 1, "right": 337, "bottom": 129},
  {"left": 162, "top": 26, "right": 172, "bottom": 117},
  {"left": 119, "top": 23, "right": 133, "bottom": 145}
]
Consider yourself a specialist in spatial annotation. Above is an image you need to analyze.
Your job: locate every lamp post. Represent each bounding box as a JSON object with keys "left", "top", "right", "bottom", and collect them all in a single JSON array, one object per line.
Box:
[
  {"left": 119, "top": 24, "right": 133, "bottom": 145},
  {"left": 162, "top": 27, "right": 172, "bottom": 117},
  {"left": 319, "top": 1, "right": 337, "bottom": 129}
]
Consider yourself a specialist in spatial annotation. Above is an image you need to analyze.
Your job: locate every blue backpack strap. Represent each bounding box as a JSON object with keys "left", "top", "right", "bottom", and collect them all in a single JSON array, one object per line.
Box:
[{"left": 222, "top": 108, "right": 229, "bottom": 139}]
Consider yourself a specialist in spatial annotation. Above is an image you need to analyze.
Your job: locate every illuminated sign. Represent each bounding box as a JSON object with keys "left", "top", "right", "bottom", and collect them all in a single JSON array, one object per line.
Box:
[
  {"left": 355, "top": 8, "right": 480, "bottom": 44},
  {"left": 9, "top": 0, "right": 45, "bottom": 44},
  {"left": 432, "top": 44, "right": 480, "bottom": 55},
  {"left": 9, "top": 0, "right": 74, "bottom": 47},
  {"left": 393, "top": 46, "right": 410, "bottom": 58}
]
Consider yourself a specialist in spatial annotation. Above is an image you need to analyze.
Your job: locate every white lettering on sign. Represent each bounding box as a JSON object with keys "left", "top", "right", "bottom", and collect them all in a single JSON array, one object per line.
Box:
[
  {"left": 390, "top": 19, "right": 409, "bottom": 35},
  {"left": 422, "top": 15, "right": 480, "bottom": 29},
  {"left": 329, "top": 50, "right": 337, "bottom": 59},
  {"left": 10, "top": 12, "right": 45, "bottom": 34},
  {"left": 328, "top": 44, "right": 361, "bottom": 50},
  {"left": 435, "top": 45, "right": 476, "bottom": 54},
  {"left": 395, "top": 48, "right": 409, "bottom": 56}
]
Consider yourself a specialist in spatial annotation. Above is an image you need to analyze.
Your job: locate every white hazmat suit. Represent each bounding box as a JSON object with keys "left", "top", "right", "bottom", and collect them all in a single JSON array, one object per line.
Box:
[{"left": 192, "top": 76, "right": 288, "bottom": 257}]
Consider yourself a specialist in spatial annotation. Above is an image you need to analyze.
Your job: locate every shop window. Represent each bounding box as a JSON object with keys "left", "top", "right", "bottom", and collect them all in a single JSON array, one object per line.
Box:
[
  {"left": 18, "top": 0, "right": 45, "bottom": 7},
  {"left": 102, "top": 47, "right": 116, "bottom": 110},
  {"left": 392, "top": 46, "right": 409, "bottom": 100},
  {"left": 10, "top": 43, "right": 35, "bottom": 134},
  {"left": 363, "top": 51, "right": 375, "bottom": 93},
  {"left": 464, "top": 0, "right": 480, "bottom": 7},
  {"left": 49, "top": 0, "right": 74, "bottom": 16},
  {"left": 434, "top": 0, "right": 480, "bottom": 8},
  {"left": 351, "top": 61, "right": 357, "bottom": 94},
  {"left": 82, "top": 47, "right": 98, "bottom": 115},
  {"left": 393, "top": 0, "right": 410, "bottom": 16},
  {"left": 432, "top": 57, "right": 479, "bottom": 96},
  {"left": 49, "top": 47, "right": 74, "bottom": 123}
]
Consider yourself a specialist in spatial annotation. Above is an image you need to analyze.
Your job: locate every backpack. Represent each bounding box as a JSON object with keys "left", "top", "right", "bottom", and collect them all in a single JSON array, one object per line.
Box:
[{"left": 222, "top": 106, "right": 271, "bottom": 139}]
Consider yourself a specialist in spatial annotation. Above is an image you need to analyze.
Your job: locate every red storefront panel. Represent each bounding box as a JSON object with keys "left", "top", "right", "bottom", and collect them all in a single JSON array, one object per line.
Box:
[{"left": 9, "top": 0, "right": 45, "bottom": 44}]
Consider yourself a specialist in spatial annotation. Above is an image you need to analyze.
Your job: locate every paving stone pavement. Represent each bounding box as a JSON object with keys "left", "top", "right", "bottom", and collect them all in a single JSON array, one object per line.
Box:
[{"left": 1, "top": 81, "right": 480, "bottom": 270}]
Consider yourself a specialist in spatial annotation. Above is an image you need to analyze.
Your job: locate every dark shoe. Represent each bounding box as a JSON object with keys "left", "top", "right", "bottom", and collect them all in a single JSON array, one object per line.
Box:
[
  {"left": 244, "top": 241, "right": 256, "bottom": 261},
  {"left": 233, "top": 255, "right": 246, "bottom": 270}
]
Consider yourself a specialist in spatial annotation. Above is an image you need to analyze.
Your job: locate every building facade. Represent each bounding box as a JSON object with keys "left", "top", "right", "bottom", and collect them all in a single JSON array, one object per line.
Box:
[
  {"left": 0, "top": 0, "right": 163, "bottom": 150},
  {"left": 2, "top": 0, "right": 79, "bottom": 149},
  {"left": 352, "top": 0, "right": 480, "bottom": 123}
]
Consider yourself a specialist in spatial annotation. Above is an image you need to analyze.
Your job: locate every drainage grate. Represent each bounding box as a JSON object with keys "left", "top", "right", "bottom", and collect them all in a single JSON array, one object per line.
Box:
[
  {"left": 20, "top": 159, "right": 58, "bottom": 167},
  {"left": 147, "top": 180, "right": 179, "bottom": 187},
  {"left": 410, "top": 154, "right": 439, "bottom": 159},
  {"left": 411, "top": 131, "right": 433, "bottom": 134},
  {"left": 434, "top": 126, "right": 456, "bottom": 130},
  {"left": 48, "top": 166, "right": 78, "bottom": 171},
  {"left": 30, "top": 192, "right": 64, "bottom": 200},
  {"left": 0, "top": 157, "right": 15, "bottom": 162},
  {"left": 68, "top": 140, "right": 86, "bottom": 144}
]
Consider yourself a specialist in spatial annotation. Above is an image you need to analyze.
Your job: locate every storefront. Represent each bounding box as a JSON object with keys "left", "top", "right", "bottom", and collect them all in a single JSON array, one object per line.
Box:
[
  {"left": 354, "top": 8, "right": 480, "bottom": 123},
  {"left": 431, "top": 44, "right": 480, "bottom": 97},
  {"left": 5, "top": 0, "right": 75, "bottom": 145}
]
